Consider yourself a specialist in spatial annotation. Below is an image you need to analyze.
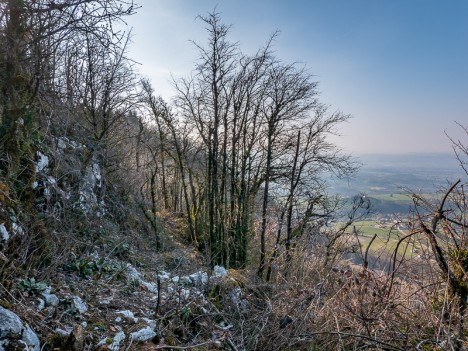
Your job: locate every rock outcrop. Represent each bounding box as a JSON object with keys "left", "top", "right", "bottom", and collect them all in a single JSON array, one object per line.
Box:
[{"left": 0, "top": 306, "right": 40, "bottom": 351}]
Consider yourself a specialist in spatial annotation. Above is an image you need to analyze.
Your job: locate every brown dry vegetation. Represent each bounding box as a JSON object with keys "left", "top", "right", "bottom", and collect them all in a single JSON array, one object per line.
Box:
[{"left": 0, "top": 2, "right": 467, "bottom": 350}]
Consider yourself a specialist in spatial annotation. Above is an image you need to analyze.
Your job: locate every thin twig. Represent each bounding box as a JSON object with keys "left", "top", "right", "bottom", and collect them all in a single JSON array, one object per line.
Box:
[
  {"left": 154, "top": 340, "right": 213, "bottom": 349},
  {"left": 293, "top": 331, "right": 406, "bottom": 351},
  {"left": 387, "top": 230, "right": 421, "bottom": 298},
  {"left": 124, "top": 338, "right": 133, "bottom": 351},
  {"left": 226, "top": 337, "right": 240, "bottom": 351},
  {"left": 363, "top": 233, "right": 377, "bottom": 270}
]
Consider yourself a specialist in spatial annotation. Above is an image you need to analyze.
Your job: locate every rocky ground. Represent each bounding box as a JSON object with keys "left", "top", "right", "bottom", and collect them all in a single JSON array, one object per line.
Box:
[
  {"left": 0, "top": 233, "right": 251, "bottom": 351},
  {"left": 0, "top": 138, "right": 254, "bottom": 351}
]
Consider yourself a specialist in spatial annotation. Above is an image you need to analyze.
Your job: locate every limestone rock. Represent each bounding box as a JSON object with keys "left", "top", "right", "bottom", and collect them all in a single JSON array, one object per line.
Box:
[
  {"left": 72, "top": 296, "right": 88, "bottom": 314},
  {"left": 0, "top": 306, "right": 40, "bottom": 351},
  {"left": 41, "top": 287, "right": 59, "bottom": 307},
  {"left": 189, "top": 271, "right": 208, "bottom": 285},
  {"left": 141, "top": 281, "right": 158, "bottom": 293},
  {"left": 213, "top": 265, "right": 228, "bottom": 279},
  {"left": 0, "top": 224, "right": 9, "bottom": 242},
  {"left": 142, "top": 318, "right": 157, "bottom": 329},
  {"left": 36, "top": 151, "right": 49, "bottom": 172},
  {"left": 157, "top": 271, "right": 171, "bottom": 281},
  {"left": 98, "top": 331, "right": 126, "bottom": 351},
  {"left": 130, "top": 327, "right": 157, "bottom": 342},
  {"left": 115, "top": 310, "right": 138, "bottom": 323}
]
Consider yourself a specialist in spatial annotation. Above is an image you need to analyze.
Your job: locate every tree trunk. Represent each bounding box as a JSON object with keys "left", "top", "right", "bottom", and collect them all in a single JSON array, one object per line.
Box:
[
  {"left": 258, "top": 130, "right": 273, "bottom": 278},
  {"left": 285, "top": 130, "right": 301, "bottom": 264}
]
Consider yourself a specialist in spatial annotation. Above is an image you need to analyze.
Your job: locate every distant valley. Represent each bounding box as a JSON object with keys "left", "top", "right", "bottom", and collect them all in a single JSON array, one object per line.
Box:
[{"left": 331, "top": 152, "right": 465, "bottom": 216}]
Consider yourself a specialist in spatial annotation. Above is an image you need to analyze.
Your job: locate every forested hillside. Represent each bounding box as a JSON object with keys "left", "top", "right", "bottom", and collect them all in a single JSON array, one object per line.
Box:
[{"left": 0, "top": 1, "right": 467, "bottom": 350}]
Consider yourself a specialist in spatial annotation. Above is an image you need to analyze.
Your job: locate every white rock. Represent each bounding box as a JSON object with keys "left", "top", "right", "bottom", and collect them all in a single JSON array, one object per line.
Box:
[
  {"left": 158, "top": 271, "right": 171, "bottom": 281},
  {"left": 213, "top": 265, "right": 228, "bottom": 278},
  {"left": 189, "top": 271, "right": 208, "bottom": 285},
  {"left": 217, "top": 321, "right": 233, "bottom": 330},
  {"left": 141, "top": 281, "right": 158, "bottom": 293},
  {"left": 109, "top": 331, "right": 126, "bottom": 351},
  {"left": 12, "top": 223, "right": 23, "bottom": 235},
  {"left": 55, "top": 327, "right": 72, "bottom": 337},
  {"left": 92, "top": 163, "right": 102, "bottom": 182},
  {"left": 125, "top": 265, "right": 159, "bottom": 293},
  {"left": 116, "top": 310, "right": 138, "bottom": 323},
  {"left": 97, "top": 337, "right": 108, "bottom": 346},
  {"left": 36, "top": 151, "right": 49, "bottom": 172},
  {"left": 0, "top": 306, "right": 40, "bottom": 351},
  {"left": 77, "top": 154, "right": 104, "bottom": 213},
  {"left": 230, "top": 287, "right": 242, "bottom": 304},
  {"left": 115, "top": 317, "right": 122, "bottom": 323},
  {"left": 0, "top": 224, "right": 9, "bottom": 242},
  {"left": 213, "top": 340, "right": 222, "bottom": 348},
  {"left": 58, "top": 138, "right": 67, "bottom": 150},
  {"left": 37, "top": 298, "right": 45, "bottom": 311},
  {"left": 130, "top": 327, "right": 156, "bottom": 342},
  {"left": 177, "top": 288, "right": 191, "bottom": 302},
  {"left": 98, "top": 331, "right": 126, "bottom": 351},
  {"left": 72, "top": 296, "right": 88, "bottom": 314},
  {"left": 142, "top": 318, "right": 157, "bottom": 329},
  {"left": 172, "top": 274, "right": 193, "bottom": 285},
  {"left": 41, "top": 288, "right": 59, "bottom": 307},
  {"left": 47, "top": 176, "right": 57, "bottom": 185},
  {"left": 126, "top": 265, "right": 142, "bottom": 280},
  {"left": 43, "top": 294, "right": 59, "bottom": 312},
  {"left": 191, "top": 288, "right": 203, "bottom": 297},
  {"left": 180, "top": 276, "right": 192, "bottom": 285}
]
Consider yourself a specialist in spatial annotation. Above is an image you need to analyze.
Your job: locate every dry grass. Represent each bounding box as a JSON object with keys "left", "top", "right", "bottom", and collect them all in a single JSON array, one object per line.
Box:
[{"left": 219, "top": 234, "right": 468, "bottom": 351}]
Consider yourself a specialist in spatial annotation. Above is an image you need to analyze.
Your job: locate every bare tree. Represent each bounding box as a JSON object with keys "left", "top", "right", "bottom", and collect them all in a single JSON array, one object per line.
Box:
[
  {"left": 264, "top": 107, "right": 356, "bottom": 280},
  {"left": 142, "top": 81, "right": 198, "bottom": 244},
  {"left": 256, "top": 62, "right": 319, "bottom": 277},
  {"left": 0, "top": 0, "right": 137, "bottom": 193},
  {"left": 408, "top": 126, "right": 468, "bottom": 350},
  {"left": 170, "top": 12, "right": 356, "bottom": 272}
]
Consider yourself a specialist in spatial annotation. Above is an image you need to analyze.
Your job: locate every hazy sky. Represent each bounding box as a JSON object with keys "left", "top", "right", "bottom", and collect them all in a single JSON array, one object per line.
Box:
[{"left": 124, "top": 0, "right": 467, "bottom": 154}]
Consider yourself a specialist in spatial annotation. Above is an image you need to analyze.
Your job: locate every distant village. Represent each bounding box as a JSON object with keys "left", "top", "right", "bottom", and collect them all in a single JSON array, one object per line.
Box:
[{"left": 375, "top": 214, "right": 410, "bottom": 231}]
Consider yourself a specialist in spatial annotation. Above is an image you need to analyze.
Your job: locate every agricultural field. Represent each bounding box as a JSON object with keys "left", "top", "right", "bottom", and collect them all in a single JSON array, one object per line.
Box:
[
  {"left": 352, "top": 220, "right": 407, "bottom": 252},
  {"left": 342, "top": 218, "right": 429, "bottom": 270}
]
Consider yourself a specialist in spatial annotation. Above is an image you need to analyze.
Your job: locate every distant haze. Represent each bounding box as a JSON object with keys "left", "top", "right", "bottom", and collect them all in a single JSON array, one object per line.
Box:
[
  {"left": 125, "top": 0, "right": 468, "bottom": 154},
  {"left": 330, "top": 152, "right": 465, "bottom": 196}
]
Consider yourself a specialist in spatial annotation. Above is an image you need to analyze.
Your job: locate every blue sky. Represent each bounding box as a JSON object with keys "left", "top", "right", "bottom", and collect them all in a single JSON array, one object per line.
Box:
[{"left": 124, "top": 0, "right": 468, "bottom": 154}]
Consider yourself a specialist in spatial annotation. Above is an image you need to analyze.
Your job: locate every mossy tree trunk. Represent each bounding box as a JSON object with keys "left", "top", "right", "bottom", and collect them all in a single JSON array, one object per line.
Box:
[
  {"left": 2, "top": 0, "right": 25, "bottom": 169},
  {"left": 0, "top": 0, "right": 38, "bottom": 208}
]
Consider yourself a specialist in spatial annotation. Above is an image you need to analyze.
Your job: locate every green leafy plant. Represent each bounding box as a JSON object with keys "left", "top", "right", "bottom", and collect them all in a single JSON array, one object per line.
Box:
[
  {"left": 18, "top": 278, "right": 47, "bottom": 294},
  {"left": 127, "top": 278, "right": 141, "bottom": 290},
  {"left": 73, "top": 258, "right": 94, "bottom": 278},
  {"left": 114, "top": 243, "right": 132, "bottom": 258},
  {"left": 64, "top": 256, "right": 105, "bottom": 278},
  {"left": 180, "top": 307, "right": 192, "bottom": 325}
]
